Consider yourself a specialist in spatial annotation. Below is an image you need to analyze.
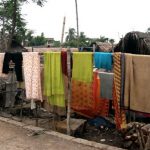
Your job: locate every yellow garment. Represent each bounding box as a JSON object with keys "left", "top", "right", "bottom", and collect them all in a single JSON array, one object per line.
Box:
[
  {"left": 44, "top": 52, "right": 65, "bottom": 107},
  {"left": 72, "top": 52, "right": 93, "bottom": 82}
]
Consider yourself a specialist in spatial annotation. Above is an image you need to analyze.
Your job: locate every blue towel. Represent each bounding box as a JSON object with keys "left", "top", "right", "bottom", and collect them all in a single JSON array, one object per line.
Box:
[{"left": 94, "top": 52, "right": 113, "bottom": 70}]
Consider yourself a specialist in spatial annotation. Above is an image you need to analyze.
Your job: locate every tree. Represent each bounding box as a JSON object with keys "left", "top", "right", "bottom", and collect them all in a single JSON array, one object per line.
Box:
[
  {"left": 53, "top": 40, "right": 61, "bottom": 47},
  {"left": 65, "top": 28, "right": 76, "bottom": 42},
  {"left": 78, "top": 32, "right": 89, "bottom": 47},
  {"left": 0, "top": 0, "right": 46, "bottom": 51},
  {"left": 29, "top": 32, "right": 46, "bottom": 46}
]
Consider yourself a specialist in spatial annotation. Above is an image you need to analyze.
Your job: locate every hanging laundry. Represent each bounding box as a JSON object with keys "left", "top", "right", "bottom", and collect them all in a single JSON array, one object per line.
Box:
[
  {"left": 93, "top": 71, "right": 110, "bottom": 117},
  {"left": 71, "top": 71, "right": 109, "bottom": 118},
  {"left": 0, "top": 53, "right": 6, "bottom": 78},
  {"left": 94, "top": 52, "right": 112, "bottom": 71},
  {"left": 23, "top": 52, "right": 42, "bottom": 101},
  {"left": 120, "top": 53, "right": 125, "bottom": 107},
  {"left": 99, "top": 72, "right": 113, "bottom": 100},
  {"left": 61, "top": 51, "right": 68, "bottom": 76},
  {"left": 2, "top": 52, "right": 23, "bottom": 82},
  {"left": 71, "top": 79, "right": 95, "bottom": 118},
  {"left": 113, "top": 53, "right": 126, "bottom": 129},
  {"left": 124, "top": 54, "right": 150, "bottom": 113},
  {"left": 72, "top": 52, "right": 93, "bottom": 83},
  {"left": 43, "top": 52, "right": 65, "bottom": 108}
]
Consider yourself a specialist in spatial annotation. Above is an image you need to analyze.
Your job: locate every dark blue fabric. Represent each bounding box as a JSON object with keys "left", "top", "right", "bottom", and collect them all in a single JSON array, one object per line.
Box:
[
  {"left": 88, "top": 117, "right": 115, "bottom": 128},
  {"left": 94, "top": 52, "right": 113, "bottom": 70}
]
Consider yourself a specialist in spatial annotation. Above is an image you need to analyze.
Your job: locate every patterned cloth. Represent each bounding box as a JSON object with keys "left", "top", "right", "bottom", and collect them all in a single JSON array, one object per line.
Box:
[
  {"left": 23, "top": 52, "right": 42, "bottom": 101},
  {"left": 113, "top": 53, "right": 126, "bottom": 129},
  {"left": 71, "top": 80, "right": 94, "bottom": 115},
  {"left": 71, "top": 71, "right": 109, "bottom": 118}
]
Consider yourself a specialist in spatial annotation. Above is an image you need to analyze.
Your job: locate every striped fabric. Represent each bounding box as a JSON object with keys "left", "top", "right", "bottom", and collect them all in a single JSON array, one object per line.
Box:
[{"left": 113, "top": 53, "right": 126, "bottom": 129}]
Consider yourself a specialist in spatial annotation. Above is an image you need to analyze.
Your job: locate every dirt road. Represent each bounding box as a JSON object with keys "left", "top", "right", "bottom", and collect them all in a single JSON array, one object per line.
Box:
[{"left": 0, "top": 121, "right": 101, "bottom": 150}]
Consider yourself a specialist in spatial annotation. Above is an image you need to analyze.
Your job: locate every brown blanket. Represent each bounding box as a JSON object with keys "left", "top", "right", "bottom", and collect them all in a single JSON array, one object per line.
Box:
[{"left": 124, "top": 54, "right": 150, "bottom": 113}]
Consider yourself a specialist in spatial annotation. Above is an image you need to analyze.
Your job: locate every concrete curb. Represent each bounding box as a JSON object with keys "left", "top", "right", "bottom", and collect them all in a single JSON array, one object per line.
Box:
[{"left": 0, "top": 116, "right": 125, "bottom": 150}]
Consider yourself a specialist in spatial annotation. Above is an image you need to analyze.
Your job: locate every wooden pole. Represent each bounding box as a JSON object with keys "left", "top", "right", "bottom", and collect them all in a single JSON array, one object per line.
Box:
[
  {"left": 93, "top": 44, "right": 96, "bottom": 67},
  {"left": 61, "top": 16, "right": 66, "bottom": 47},
  {"left": 67, "top": 47, "right": 71, "bottom": 135},
  {"left": 75, "top": 0, "right": 79, "bottom": 48}
]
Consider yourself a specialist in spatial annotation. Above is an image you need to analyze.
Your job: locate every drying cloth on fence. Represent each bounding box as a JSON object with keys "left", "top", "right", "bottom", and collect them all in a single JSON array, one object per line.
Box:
[
  {"left": 44, "top": 52, "right": 65, "bottom": 107},
  {"left": 124, "top": 54, "right": 150, "bottom": 113},
  {"left": 2, "top": 52, "right": 23, "bottom": 82},
  {"left": 61, "top": 51, "right": 68, "bottom": 76},
  {"left": 94, "top": 52, "right": 112, "bottom": 71},
  {"left": 72, "top": 52, "right": 93, "bottom": 82},
  {"left": 71, "top": 71, "right": 109, "bottom": 118},
  {"left": 23, "top": 52, "right": 42, "bottom": 101},
  {"left": 71, "top": 79, "right": 94, "bottom": 118},
  {"left": 120, "top": 53, "right": 125, "bottom": 107},
  {"left": 0, "top": 53, "right": 6, "bottom": 77},
  {"left": 113, "top": 53, "right": 126, "bottom": 130},
  {"left": 93, "top": 71, "right": 110, "bottom": 117},
  {"left": 99, "top": 72, "right": 113, "bottom": 100}
]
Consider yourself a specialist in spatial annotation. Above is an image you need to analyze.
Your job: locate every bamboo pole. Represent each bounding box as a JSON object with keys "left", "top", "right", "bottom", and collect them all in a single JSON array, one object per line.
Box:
[
  {"left": 75, "top": 0, "right": 79, "bottom": 48},
  {"left": 61, "top": 16, "right": 66, "bottom": 47},
  {"left": 67, "top": 47, "right": 71, "bottom": 135}
]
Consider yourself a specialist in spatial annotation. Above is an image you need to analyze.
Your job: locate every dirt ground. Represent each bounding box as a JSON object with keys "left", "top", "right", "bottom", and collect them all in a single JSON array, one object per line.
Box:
[
  {"left": 0, "top": 121, "right": 102, "bottom": 150},
  {"left": 2, "top": 108, "right": 149, "bottom": 150},
  {"left": 80, "top": 124, "right": 124, "bottom": 148}
]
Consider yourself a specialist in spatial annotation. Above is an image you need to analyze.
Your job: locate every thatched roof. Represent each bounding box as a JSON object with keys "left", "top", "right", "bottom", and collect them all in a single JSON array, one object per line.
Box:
[
  {"left": 97, "top": 42, "right": 113, "bottom": 52},
  {"left": 114, "top": 31, "right": 150, "bottom": 54}
]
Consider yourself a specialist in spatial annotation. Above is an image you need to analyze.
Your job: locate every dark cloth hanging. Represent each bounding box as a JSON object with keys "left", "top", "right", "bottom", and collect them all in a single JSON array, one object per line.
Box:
[
  {"left": 2, "top": 52, "right": 23, "bottom": 82},
  {"left": 61, "top": 51, "right": 73, "bottom": 77},
  {"left": 61, "top": 51, "right": 68, "bottom": 76}
]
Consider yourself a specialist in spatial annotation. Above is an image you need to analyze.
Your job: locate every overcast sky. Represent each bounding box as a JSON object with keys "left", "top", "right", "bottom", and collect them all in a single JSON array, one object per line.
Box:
[{"left": 21, "top": 0, "right": 150, "bottom": 43}]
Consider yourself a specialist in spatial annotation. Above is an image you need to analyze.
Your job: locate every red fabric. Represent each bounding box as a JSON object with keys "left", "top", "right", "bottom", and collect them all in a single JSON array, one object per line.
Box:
[{"left": 61, "top": 51, "right": 68, "bottom": 76}]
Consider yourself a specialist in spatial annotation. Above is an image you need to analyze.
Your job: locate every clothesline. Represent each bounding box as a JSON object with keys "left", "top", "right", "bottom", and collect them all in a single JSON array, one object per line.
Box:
[{"left": 0, "top": 51, "right": 150, "bottom": 134}]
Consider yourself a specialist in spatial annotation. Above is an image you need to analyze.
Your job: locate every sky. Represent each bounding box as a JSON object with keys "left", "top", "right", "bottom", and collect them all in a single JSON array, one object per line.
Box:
[{"left": 21, "top": 0, "right": 150, "bottom": 43}]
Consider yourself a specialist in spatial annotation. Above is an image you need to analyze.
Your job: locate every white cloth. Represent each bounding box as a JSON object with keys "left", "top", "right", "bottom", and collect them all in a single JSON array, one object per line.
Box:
[{"left": 23, "top": 52, "right": 42, "bottom": 101}]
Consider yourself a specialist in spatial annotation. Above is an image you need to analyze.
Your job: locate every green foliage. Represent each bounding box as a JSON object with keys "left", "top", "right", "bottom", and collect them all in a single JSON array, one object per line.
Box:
[
  {"left": 0, "top": 0, "right": 46, "bottom": 50},
  {"left": 64, "top": 28, "right": 115, "bottom": 47},
  {"left": 53, "top": 41, "right": 61, "bottom": 47},
  {"left": 64, "top": 28, "right": 89, "bottom": 47},
  {"left": 29, "top": 32, "right": 46, "bottom": 46}
]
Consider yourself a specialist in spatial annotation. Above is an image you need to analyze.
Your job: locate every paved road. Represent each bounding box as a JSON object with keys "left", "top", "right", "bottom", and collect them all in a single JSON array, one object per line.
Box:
[{"left": 0, "top": 121, "right": 100, "bottom": 150}]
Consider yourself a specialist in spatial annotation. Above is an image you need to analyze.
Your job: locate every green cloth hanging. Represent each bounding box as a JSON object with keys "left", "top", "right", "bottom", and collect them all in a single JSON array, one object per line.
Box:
[
  {"left": 72, "top": 52, "right": 93, "bottom": 83},
  {"left": 44, "top": 52, "right": 65, "bottom": 107}
]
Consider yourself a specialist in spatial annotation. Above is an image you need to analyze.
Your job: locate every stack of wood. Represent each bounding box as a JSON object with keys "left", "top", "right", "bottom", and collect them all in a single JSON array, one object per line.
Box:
[{"left": 122, "top": 122, "right": 150, "bottom": 150}]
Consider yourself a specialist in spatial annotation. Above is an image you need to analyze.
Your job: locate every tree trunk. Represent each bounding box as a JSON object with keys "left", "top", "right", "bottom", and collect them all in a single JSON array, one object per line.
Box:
[{"left": 8, "top": 0, "right": 17, "bottom": 50}]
